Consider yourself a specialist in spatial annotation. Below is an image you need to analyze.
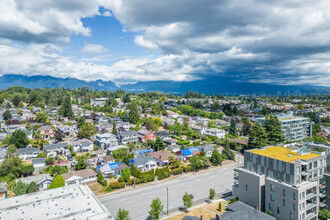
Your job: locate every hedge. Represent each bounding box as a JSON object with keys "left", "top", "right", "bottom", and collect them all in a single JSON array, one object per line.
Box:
[
  {"left": 184, "top": 165, "right": 193, "bottom": 172},
  {"left": 172, "top": 167, "right": 183, "bottom": 175},
  {"left": 156, "top": 166, "right": 170, "bottom": 180},
  {"left": 108, "top": 181, "right": 125, "bottom": 189}
]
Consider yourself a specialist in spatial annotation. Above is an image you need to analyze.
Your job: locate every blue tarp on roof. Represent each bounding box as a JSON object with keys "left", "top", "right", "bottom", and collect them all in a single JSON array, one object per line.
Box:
[
  {"left": 138, "top": 149, "right": 154, "bottom": 154},
  {"left": 96, "top": 162, "right": 123, "bottom": 171},
  {"left": 181, "top": 147, "right": 200, "bottom": 156}
]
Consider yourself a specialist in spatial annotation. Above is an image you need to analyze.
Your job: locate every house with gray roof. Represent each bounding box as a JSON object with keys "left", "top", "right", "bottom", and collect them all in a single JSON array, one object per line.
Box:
[
  {"left": 16, "top": 174, "right": 53, "bottom": 191},
  {"left": 118, "top": 130, "right": 138, "bottom": 144},
  {"left": 17, "top": 147, "right": 40, "bottom": 160},
  {"left": 43, "top": 142, "right": 69, "bottom": 157},
  {"left": 71, "top": 138, "right": 93, "bottom": 152},
  {"left": 32, "top": 158, "right": 46, "bottom": 173},
  {"left": 95, "top": 133, "right": 118, "bottom": 149},
  {"left": 131, "top": 154, "right": 158, "bottom": 171}
]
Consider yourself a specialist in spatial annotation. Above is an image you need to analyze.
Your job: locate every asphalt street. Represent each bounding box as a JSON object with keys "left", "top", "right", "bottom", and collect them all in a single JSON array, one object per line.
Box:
[{"left": 98, "top": 160, "right": 241, "bottom": 220}]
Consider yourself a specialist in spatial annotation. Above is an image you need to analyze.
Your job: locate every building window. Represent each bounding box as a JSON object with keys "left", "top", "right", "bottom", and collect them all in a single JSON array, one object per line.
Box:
[
  {"left": 296, "top": 177, "right": 300, "bottom": 184},
  {"left": 314, "top": 161, "right": 317, "bottom": 168},
  {"left": 269, "top": 203, "right": 273, "bottom": 211},
  {"left": 296, "top": 167, "right": 300, "bottom": 174},
  {"left": 313, "top": 170, "right": 317, "bottom": 178},
  {"left": 320, "top": 159, "right": 323, "bottom": 166},
  {"left": 270, "top": 184, "right": 274, "bottom": 192},
  {"left": 290, "top": 212, "right": 293, "bottom": 220},
  {"left": 302, "top": 192, "right": 305, "bottom": 199},
  {"left": 246, "top": 184, "right": 248, "bottom": 191},
  {"left": 283, "top": 199, "right": 286, "bottom": 206},
  {"left": 302, "top": 213, "right": 305, "bottom": 220},
  {"left": 309, "top": 172, "right": 312, "bottom": 179},
  {"left": 309, "top": 163, "right": 312, "bottom": 169},
  {"left": 277, "top": 206, "right": 280, "bottom": 214},
  {"left": 302, "top": 202, "right": 305, "bottom": 210},
  {"left": 293, "top": 203, "right": 296, "bottom": 211},
  {"left": 282, "top": 164, "right": 285, "bottom": 172},
  {"left": 271, "top": 194, "right": 275, "bottom": 202},
  {"left": 293, "top": 192, "right": 296, "bottom": 200},
  {"left": 283, "top": 189, "right": 286, "bottom": 196},
  {"left": 320, "top": 169, "right": 323, "bottom": 176}
]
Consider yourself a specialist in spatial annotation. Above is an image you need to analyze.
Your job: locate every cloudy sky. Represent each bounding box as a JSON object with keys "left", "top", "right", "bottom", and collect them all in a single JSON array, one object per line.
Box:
[{"left": 0, "top": 0, "right": 329, "bottom": 86}]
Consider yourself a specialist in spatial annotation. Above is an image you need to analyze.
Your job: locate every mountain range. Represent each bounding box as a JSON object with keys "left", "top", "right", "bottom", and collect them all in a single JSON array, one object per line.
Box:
[{"left": 0, "top": 74, "right": 329, "bottom": 95}]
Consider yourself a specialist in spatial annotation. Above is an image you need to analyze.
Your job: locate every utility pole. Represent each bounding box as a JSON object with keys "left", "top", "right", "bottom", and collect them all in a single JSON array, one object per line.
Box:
[{"left": 165, "top": 186, "right": 169, "bottom": 215}]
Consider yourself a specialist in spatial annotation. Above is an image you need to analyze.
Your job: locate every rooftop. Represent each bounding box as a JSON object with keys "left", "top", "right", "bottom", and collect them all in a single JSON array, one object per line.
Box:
[
  {"left": 0, "top": 184, "right": 112, "bottom": 220},
  {"left": 250, "top": 146, "right": 320, "bottom": 163}
]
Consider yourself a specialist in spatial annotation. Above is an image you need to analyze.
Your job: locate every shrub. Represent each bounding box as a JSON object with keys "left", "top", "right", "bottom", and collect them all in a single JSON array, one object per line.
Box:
[
  {"left": 218, "top": 202, "right": 222, "bottom": 211},
  {"left": 172, "top": 167, "right": 183, "bottom": 175},
  {"left": 118, "top": 176, "right": 125, "bottom": 183},
  {"left": 184, "top": 165, "right": 193, "bottom": 172},
  {"left": 108, "top": 181, "right": 125, "bottom": 190},
  {"left": 156, "top": 166, "right": 170, "bottom": 180},
  {"left": 228, "top": 197, "right": 238, "bottom": 204}
]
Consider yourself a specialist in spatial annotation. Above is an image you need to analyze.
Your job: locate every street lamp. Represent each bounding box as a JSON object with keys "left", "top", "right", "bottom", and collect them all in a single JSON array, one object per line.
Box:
[{"left": 165, "top": 186, "right": 169, "bottom": 215}]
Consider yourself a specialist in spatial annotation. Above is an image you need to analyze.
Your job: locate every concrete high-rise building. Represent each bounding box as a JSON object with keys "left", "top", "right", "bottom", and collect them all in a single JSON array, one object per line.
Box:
[
  {"left": 256, "top": 112, "right": 312, "bottom": 142},
  {"left": 233, "top": 145, "right": 326, "bottom": 220}
]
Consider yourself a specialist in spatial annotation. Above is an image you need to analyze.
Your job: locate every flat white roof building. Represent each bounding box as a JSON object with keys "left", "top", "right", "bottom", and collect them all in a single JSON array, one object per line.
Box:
[{"left": 0, "top": 184, "right": 113, "bottom": 220}]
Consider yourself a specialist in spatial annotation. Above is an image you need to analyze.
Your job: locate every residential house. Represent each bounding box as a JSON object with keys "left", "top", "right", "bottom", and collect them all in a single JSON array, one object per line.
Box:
[
  {"left": 116, "top": 122, "right": 130, "bottom": 131},
  {"left": 95, "top": 133, "right": 118, "bottom": 149},
  {"left": 106, "top": 145, "right": 129, "bottom": 155},
  {"left": 71, "top": 139, "right": 94, "bottom": 152},
  {"left": 177, "top": 147, "right": 200, "bottom": 160},
  {"left": 95, "top": 123, "right": 112, "bottom": 133},
  {"left": 17, "top": 147, "right": 40, "bottom": 160},
  {"left": 131, "top": 155, "right": 158, "bottom": 171},
  {"left": 154, "top": 131, "right": 171, "bottom": 140},
  {"left": 43, "top": 142, "right": 69, "bottom": 157},
  {"left": 118, "top": 130, "right": 138, "bottom": 144},
  {"left": 17, "top": 174, "right": 53, "bottom": 191},
  {"left": 97, "top": 162, "right": 129, "bottom": 177},
  {"left": 0, "top": 182, "right": 7, "bottom": 199},
  {"left": 137, "top": 129, "right": 156, "bottom": 143},
  {"left": 57, "top": 125, "right": 78, "bottom": 136},
  {"left": 167, "top": 145, "right": 181, "bottom": 153},
  {"left": 197, "top": 145, "right": 215, "bottom": 157},
  {"left": 39, "top": 126, "right": 55, "bottom": 139},
  {"left": 32, "top": 158, "right": 46, "bottom": 173},
  {"left": 94, "top": 116, "right": 108, "bottom": 124},
  {"left": 203, "top": 128, "right": 226, "bottom": 139},
  {"left": 148, "top": 150, "right": 181, "bottom": 166},
  {"left": 62, "top": 169, "right": 97, "bottom": 185}
]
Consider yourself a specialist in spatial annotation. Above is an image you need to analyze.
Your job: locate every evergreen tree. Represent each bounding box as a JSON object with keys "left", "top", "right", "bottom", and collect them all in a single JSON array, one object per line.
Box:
[
  {"left": 59, "top": 95, "right": 73, "bottom": 117},
  {"left": 77, "top": 123, "right": 96, "bottom": 139},
  {"left": 12, "top": 95, "right": 21, "bottom": 107},
  {"left": 9, "top": 129, "right": 29, "bottom": 148},
  {"left": 123, "top": 112, "right": 130, "bottom": 122},
  {"left": 229, "top": 119, "right": 237, "bottom": 136},
  {"left": 116, "top": 208, "right": 130, "bottom": 220},
  {"left": 248, "top": 122, "right": 268, "bottom": 149},
  {"left": 3, "top": 110, "right": 12, "bottom": 121},
  {"left": 152, "top": 137, "right": 166, "bottom": 151},
  {"left": 77, "top": 117, "right": 86, "bottom": 128},
  {"left": 27, "top": 181, "right": 37, "bottom": 193},
  {"left": 112, "top": 121, "right": 117, "bottom": 135},
  {"left": 13, "top": 181, "right": 28, "bottom": 196},
  {"left": 129, "top": 104, "right": 140, "bottom": 124},
  {"left": 123, "top": 94, "right": 130, "bottom": 103},
  {"left": 182, "top": 192, "right": 193, "bottom": 208},
  {"left": 264, "top": 114, "right": 285, "bottom": 145},
  {"left": 74, "top": 156, "right": 87, "bottom": 170}
]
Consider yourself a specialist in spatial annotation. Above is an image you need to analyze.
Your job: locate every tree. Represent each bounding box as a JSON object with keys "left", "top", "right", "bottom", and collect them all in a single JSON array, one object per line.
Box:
[
  {"left": 149, "top": 198, "right": 163, "bottom": 220},
  {"left": 209, "top": 188, "right": 215, "bottom": 200},
  {"left": 59, "top": 95, "right": 73, "bottom": 118},
  {"left": 152, "top": 137, "right": 166, "bottom": 151},
  {"left": 182, "top": 192, "right": 193, "bottom": 208},
  {"left": 35, "top": 112, "right": 48, "bottom": 123},
  {"left": 261, "top": 106, "right": 272, "bottom": 115},
  {"left": 242, "top": 123, "right": 252, "bottom": 136},
  {"left": 77, "top": 123, "right": 96, "bottom": 139},
  {"left": 6, "top": 145, "right": 17, "bottom": 158},
  {"left": 77, "top": 117, "right": 86, "bottom": 129},
  {"left": 112, "top": 121, "right": 117, "bottom": 135},
  {"left": 218, "top": 202, "right": 222, "bottom": 211},
  {"left": 248, "top": 122, "right": 268, "bottom": 149},
  {"left": 9, "top": 129, "right": 29, "bottom": 148},
  {"left": 312, "top": 123, "right": 321, "bottom": 136},
  {"left": 264, "top": 114, "right": 285, "bottom": 145},
  {"left": 97, "top": 171, "right": 106, "bottom": 186},
  {"left": 223, "top": 146, "right": 235, "bottom": 160},
  {"left": 210, "top": 150, "right": 222, "bottom": 165},
  {"left": 74, "top": 156, "right": 87, "bottom": 170},
  {"left": 27, "top": 181, "right": 37, "bottom": 193},
  {"left": 123, "top": 94, "right": 130, "bottom": 103},
  {"left": 45, "top": 157, "right": 54, "bottom": 165},
  {"left": 48, "top": 165, "right": 67, "bottom": 176},
  {"left": 22, "top": 164, "right": 35, "bottom": 176},
  {"left": 123, "top": 112, "right": 130, "bottom": 122},
  {"left": 319, "top": 209, "right": 330, "bottom": 220},
  {"left": 208, "top": 120, "right": 217, "bottom": 128},
  {"left": 12, "top": 95, "right": 22, "bottom": 107},
  {"left": 116, "top": 208, "right": 130, "bottom": 220},
  {"left": 241, "top": 116, "right": 249, "bottom": 124},
  {"left": 121, "top": 168, "right": 131, "bottom": 183},
  {"left": 169, "top": 156, "right": 181, "bottom": 169},
  {"left": 0, "top": 156, "right": 22, "bottom": 178},
  {"left": 48, "top": 175, "right": 65, "bottom": 189},
  {"left": 55, "top": 131, "right": 64, "bottom": 142},
  {"left": 2, "top": 110, "right": 12, "bottom": 121},
  {"left": 229, "top": 119, "right": 237, "bottom": 136},
  {"left": 129, "top": 103, "right": 140, "bottom": 124},
  {"left": 13, "top": 181, "right": 28, "bottom": 196}
]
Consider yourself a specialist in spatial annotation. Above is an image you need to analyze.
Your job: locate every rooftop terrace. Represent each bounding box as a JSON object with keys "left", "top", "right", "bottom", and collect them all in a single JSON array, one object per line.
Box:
[{"left": 250, "top": 146, "right": 320, "bottom": 163}]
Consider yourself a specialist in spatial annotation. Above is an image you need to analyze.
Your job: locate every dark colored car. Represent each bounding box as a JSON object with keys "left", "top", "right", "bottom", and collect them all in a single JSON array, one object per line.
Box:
[{"left": 189, "top": 194, "right": 194, "bottom": 199}]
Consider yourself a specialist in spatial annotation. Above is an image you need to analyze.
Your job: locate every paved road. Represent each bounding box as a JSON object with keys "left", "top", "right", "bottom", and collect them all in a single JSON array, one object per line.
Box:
[{"left": 98, "top": 164, "right": 238, "bottom": 220}]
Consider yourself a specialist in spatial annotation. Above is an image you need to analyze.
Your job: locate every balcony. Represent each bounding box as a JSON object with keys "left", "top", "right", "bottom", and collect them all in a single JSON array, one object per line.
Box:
[
  {"left": 306, "top": 203, "right": 317, "bottom": 210},
  {"left": 319, "top": 193, "right": 326, "bottom": 198},
  {"left": 306, "top": 193, "right": 317, "bottom": 200},
  {"left": 320, "top": 184, "right": 326, "bottom": 189},
  {"left": 320, "top": 202, "right": 326, "bottom": 208},
  {"left": 307, "top": 212, "right": 317, "bottom": 220}
]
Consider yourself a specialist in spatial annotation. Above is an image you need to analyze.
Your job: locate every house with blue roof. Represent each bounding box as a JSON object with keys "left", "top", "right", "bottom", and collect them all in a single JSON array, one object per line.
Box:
[
  {"left": 178, "top": 147, "right": 200, "bottom": 160},
  {"left": 96, "top": 162, "right": 129, "bottom": 178}
]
